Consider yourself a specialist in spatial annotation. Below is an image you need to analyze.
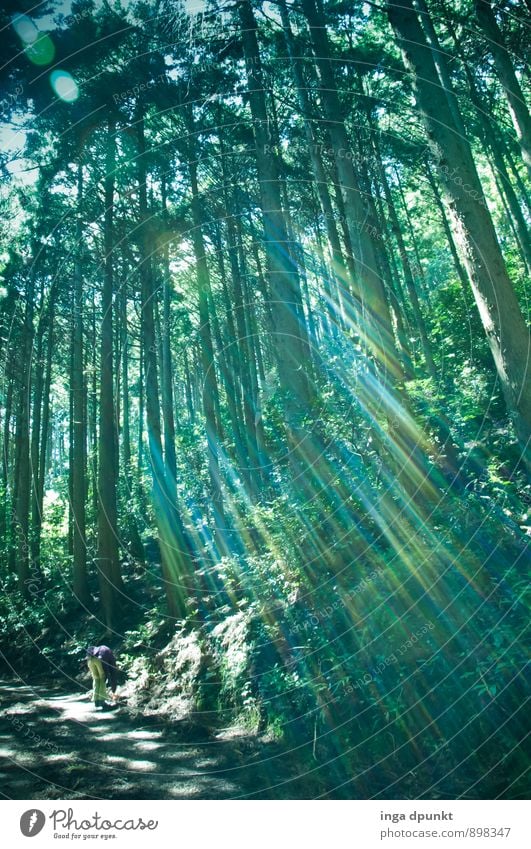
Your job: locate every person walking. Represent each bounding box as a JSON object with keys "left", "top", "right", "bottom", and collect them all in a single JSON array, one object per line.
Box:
[{"left": 85, "top": 645, "right": 118, "bottom": 710}]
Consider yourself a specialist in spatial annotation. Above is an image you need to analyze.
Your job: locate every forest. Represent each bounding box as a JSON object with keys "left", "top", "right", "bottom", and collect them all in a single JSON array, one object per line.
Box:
[{"left": 0, "top": 0, "right": 529, "bottom": 800}]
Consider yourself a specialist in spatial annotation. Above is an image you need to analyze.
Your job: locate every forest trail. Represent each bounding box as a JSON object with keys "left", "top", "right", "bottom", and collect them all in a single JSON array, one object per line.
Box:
[{"left": 0, "top": 680, "right": 298, "bottom": 800}]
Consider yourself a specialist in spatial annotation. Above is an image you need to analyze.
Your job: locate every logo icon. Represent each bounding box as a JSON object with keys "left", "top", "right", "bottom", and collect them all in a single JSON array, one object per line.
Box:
[{"left": 20, "top": 810, "right": 46, "bottom": 837}]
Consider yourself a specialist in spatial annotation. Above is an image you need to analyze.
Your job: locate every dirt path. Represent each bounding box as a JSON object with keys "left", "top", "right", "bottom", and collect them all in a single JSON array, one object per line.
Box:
[{"left": 0, "top": 680, "right": 310, "bottom": 799}]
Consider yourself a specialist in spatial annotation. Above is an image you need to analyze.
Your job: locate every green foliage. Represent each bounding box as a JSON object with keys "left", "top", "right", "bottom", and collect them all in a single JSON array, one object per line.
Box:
[{"left": 0, "top": 0, "right": 529, "bottom": 800}]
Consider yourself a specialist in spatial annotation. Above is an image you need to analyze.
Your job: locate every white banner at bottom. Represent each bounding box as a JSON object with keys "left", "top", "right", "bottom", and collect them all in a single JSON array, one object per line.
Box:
[{"left": 3, "top": 799, "right": 529, "bottom": 848}]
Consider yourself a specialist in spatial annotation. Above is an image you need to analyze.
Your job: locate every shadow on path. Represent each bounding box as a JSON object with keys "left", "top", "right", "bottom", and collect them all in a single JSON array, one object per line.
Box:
[{"left": 0, "top": 680, "right": 314, "bottom": 799}]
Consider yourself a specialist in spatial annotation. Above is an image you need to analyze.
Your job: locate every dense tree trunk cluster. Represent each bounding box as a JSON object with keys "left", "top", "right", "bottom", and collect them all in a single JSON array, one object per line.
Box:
[{"left": 0, "top": 0, "right": 529, "bottom": 629}]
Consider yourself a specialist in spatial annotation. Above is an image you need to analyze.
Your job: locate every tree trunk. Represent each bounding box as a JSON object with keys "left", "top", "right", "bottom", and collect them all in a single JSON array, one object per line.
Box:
[
  {"left": 442, "top": 11, "right": 531, "bottom": 270},
  {"left": 239, "top": 0, "right": 313, "bottom": 399},
  {"left": 97, "top": 120, "right": 122, "bottom": 627},
  {"left": 137, "top": 102, "right": 190, "bottom": 619},
  {"left": 474, "top": 0, "right": 531, "bottom": 177},
  {"left": 35, "top": 302, "right": 54, "bottom": 563},
  {"left": 388, "top": 0, "right": 531, "bottom": 474},
  {"left": 185, "top": 110, "right": 228, "bottom": 550},
  {"left": 12, "top": 266, "right": 35, "bottom": 593},
  {"left": 72, "top": 163, "right": 91, "bottom": 605},
  {"left": 119, "top": 256, "right": 144, "bottom": 563},
  {"left": 29, "top": 287, "right": 46, "bottom": 575},
  {"left": 239, "top": 0, "right": 318, "bottom": 486},
  {"left": 301, "top": 0, "right": 403, "bottom": 384},
  {"left": 210, "top": 217, "right": 250, "bottom": 484},
  {"left": 279, "top": 1, "right": 351, "bottom": 334},
  {"left": 371, "top": 130, "right": 437, "bottom": 378},
  {"left": 1, "top": 349, "right": 14, "bottom": 542},
  {"left": 424, "top": 159, "right": 470, "bottom": 292},
  {"left": 160, "top": 179, "right": 178, "bottom": 499}
]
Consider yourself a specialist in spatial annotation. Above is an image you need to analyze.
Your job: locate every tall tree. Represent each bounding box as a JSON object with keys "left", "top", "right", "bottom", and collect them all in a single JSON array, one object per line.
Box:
[
  {"left": 72, "top": 162, "right": 91, "bottom": 605},
  {"left": 185, "top": 104, "right": 227, "bottom": 551},
  {"left": 97, "top": 119, "right": 122, "bottom": 626},
  {"left": 238, "top": 0, "right": 314, "bottom": 449}
]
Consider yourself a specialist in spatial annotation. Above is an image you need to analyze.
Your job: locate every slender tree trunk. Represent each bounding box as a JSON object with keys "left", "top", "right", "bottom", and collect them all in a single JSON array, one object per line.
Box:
[
  {"left": 502, "top": 134, "right": 531, "bottom": 214},
  {"left": 97, "top": 120, "right": 122, "bottom": 627},
  {"left": 68, "top": 325, "right": 74, "bottom": 558},
  {"left": 89, "top": 295, "right": 98, "bottom": 522},
  {"left": 424, "top": 160, "right": 469, "bottom": 292},
  {"left": 183, "top": 348, "right": 195, "bottom": 424},
  {"left": 72, "top": 164, "right": 91, "bottom": 605},
  {"left": 236, "top": 216, "right": 270, "bottom": 489},
  {"left": 29, "top": 290, "right": 46, "bottom": 574},
  {"left": 239, "top": 0, "right": 319, "bottom": 486},
  {"left": 37, "top": 303, "right": 54, "bottom": 534},
  {"left": 121, "top": 285, "right": 131, "bottom": 476},
  {"left": 120, "top": 277, "right": 144, "bottom": 563},
  {"left": 137, "top": 102, "right": 190, "bottom": 619},
  {"left": 185, "top": 110, "right": 228, "bottom": 549},
  {"left": 13, "top": 267, "right": 35, "bottom": 593},
  {"left": 371, "top": 132, "right": 437, "bottom": 378},
  {"left": 1, "top": 349, "right": 14, "bottom": 541},
  {"left": 279, "top": 2, "right": 351, "bottom": 333},
  {"left": 138, "top": 333, "right": 145, "bottom": 475},
  {"left": 161, "top": 179, "right": 177, "bottom": 498},
  {"left": 231, "top": 197, "right": 262, "bottom": 497},
  {"left": 210, "top": 218, "right": 249, "bottom": 482}
]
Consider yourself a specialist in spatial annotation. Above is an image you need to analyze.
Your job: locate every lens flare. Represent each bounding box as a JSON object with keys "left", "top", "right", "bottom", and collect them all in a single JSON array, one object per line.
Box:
[
  {"left": 12, "top": 14, "right": 39, "bottom": 44},
  {"left": 25, "top": 34, "right": 55, "bottom": 66},
  {"left": 50, "top": 70, "right": 79, "bottom": 103}
]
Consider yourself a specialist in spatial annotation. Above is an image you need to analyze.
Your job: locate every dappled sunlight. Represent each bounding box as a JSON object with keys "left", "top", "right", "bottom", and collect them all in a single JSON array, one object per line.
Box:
[
  {"left": 0, "top": 682, "right": 291, "bottom": 798},
  {"left": 103, "top": 754, "right": 159, "bottom": 772},
  {"left": 0, "top": 0, "right": 529, "bottom": 803}
]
